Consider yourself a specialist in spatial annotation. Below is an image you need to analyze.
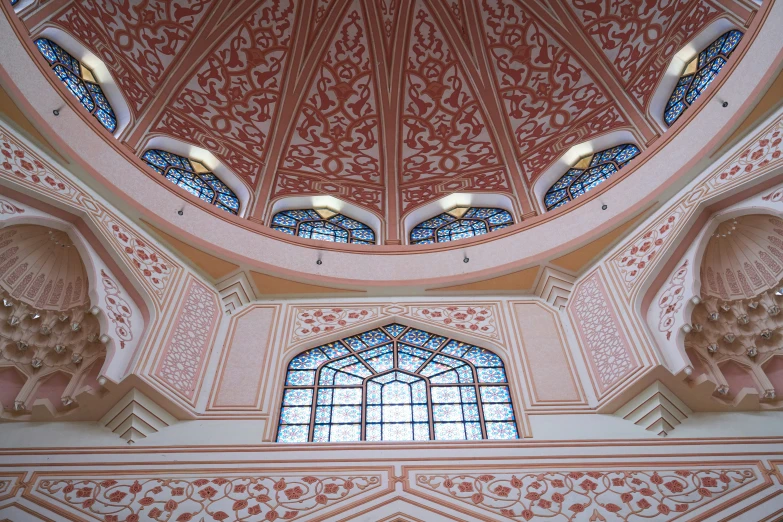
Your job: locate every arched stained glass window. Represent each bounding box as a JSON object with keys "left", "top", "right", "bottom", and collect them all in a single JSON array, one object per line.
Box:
[
  {"left": 34, "top": 38, "right": 117, "bottom": 133},
  {"left": 141, "top": 149, "right": 240, "bottom": 215},
  {"left": 544, "top": 144, "right": 640, "bottom": 211},
  {"left": 277, "top": 323, "right": 518, "bottom": 443},
  {"left": 664, "top": 30, "right": 743, "bottom": 126},
  {"left": 410, "top": 207, "right": 513, "bottom": 245},
  {"left": 271, "top": 209, "right": 376, "bottom": 245}
]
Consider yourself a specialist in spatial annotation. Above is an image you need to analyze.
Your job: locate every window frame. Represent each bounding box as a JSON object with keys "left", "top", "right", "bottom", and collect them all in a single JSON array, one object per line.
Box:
[
  {"left": 409, "top": 207, "right": 514, "bottom": 245},
  {"left": 277, "top": 323, "right": 519, "bottom": 443},
  {"left": 270, "top": 208, "right": 377, "bottom": 245}
]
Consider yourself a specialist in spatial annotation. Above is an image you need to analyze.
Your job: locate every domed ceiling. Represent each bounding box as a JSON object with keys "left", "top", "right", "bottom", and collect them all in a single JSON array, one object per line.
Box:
[
  {"left": 701, "top": 215, "right": 783, "bottom": 300},
  {"left": 0, "top": 225, "right": 89, "bottom": 311},
  {"left": 28, "top": 0, "right": 745, "bottom": 237}
]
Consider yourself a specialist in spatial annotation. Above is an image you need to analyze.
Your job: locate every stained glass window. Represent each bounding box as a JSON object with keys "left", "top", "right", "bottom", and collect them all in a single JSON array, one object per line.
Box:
[
  {"left": 277, "top": 323, "right": 518, "bottom": 443},
  {"left": 271, "top": 209, "right": 376, "bottom": 245},
  {"left": 664, "top": 30, "right": 743, "bottom": 126},
  {"left": 410, "top": 207, "right": 513, "bottom": 245},
  {"left": 34, "top": 38, "right": 117, "bottom": 133},
  {"left": 544, "top": 144, "right": 640, "bottom": 211},
  {"left": 141, "top": 149, "right": 240, "bottom": 215}
]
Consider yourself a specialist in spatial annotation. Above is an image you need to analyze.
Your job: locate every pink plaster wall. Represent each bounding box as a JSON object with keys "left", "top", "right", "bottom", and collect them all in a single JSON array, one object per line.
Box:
[
  {"left": 511, "top": 302, "right": 582, "bottom": 405},
  {"left": 0, "top": 367, "right": 26, "bottom": 409},
  {"left": 211, "top": 305, "right": 279, "bottom": 410},
  {"left": 762, "top": 356, "right": 783, "bottom": 394},
  {"left": 719, "top": 361, "right": 761, "bottom": 397}
]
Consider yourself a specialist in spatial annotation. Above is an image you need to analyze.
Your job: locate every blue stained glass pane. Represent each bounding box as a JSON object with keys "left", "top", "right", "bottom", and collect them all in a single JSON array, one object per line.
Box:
[
  {"left": 278, "top": 424, "right": 309, "bottom": 443},
  {"left": 283, "top": 389, "right": 313, "bottom": 406},
  {"left": 545, "top": 144, "right": 639, "bottom": 210},
  {"left": 286, "top": 370, "right": 315, "bottom": 386},
  {"left": 411, "top": 208, "right": 514, "bottom": 244},
  {"left": 477, "top": 367, "right": 507, "bottom": 383},
  {"left": 434, "top": 423, "right": 466, "bottom": 440},
  {"left": 277, "top": 324, "right": 517, "bottom": 442},
  {"left": 140, "top": 148, "right": 239, "bottom": 214},
  {"left": 289, "top": 349, "right": 328, "bottom": 369},
  {"left": 280, "top": 406, "right": 311, "bottom": 424},
  {"left": 384, "top": 324, "right": 406, "bottom": 337},
  {"left": 401, "top": 329, "right": 430, "bottom": 346},
  {"left": 486, "top": 422, "right": 518, "bottom": 440},
  {"left": 270, "top": 209, "right": 375, "bottom": 245},
  {"left": 665, "top": 30, "right": 742, "bottom": 126},
  {"left": 482, "top": 403, "right": 515, "bottom": 421},
  {"left": 480, "top": 386, "right": 511, "bottom": 403},
  {"left": 462, "top": 347, "right": 503, "bottom": 367},
  {"left": 361, "top": 329, "right": 391, "bottom": 347}
]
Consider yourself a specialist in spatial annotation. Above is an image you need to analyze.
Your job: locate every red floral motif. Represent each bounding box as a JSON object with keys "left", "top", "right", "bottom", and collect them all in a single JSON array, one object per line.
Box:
[
  {"left": 762, "top": 186, "right": 783, "bottom": 203},
  {"left": 480, "top": 0, "right": 613, "bottom": 159},
  {"left": 657, "top": 260, "right": 688, "bottom": 341},
  {"left": 292, "top": 306, "right": 380, "bottom": 344},
  {"left": 52, "top": 1, "right": 213, "bottom": 115},
  {"left": 417, "top": 468, "right": 756, "bottom": 521},
  {"left": 612, "top": 118, "right": 783, "bottom": 294},
  {"left": 35, "top": 475, "right": 381, "bottom": 522},
  {"left": 402, "top": 3, "right": 503, "bottom": 187},
  {"left": 401, "top": 168, "right": 511, "bottom": 213},
  {"left": 100, "top": 269, "right": 133, "bottom": 349},
  {"left": 160, "top": 1, "right": 295, "bottom": 186},
  {"left": 380, "top": 0, "right": 399, "bottom": 54},
  {"left": 569, "top": 272, "right": 637, "bottom": 393},
  {"left": 410, "top": 305, "right": 500, "bottom": 340},
  {"left": 272, "top": 171, "right": 384, "bottom": 213},
  {"left": 156, "top": 278, "right": 219, "bottom": 402},
  {"left": 0, "top": 198, "right": 24, "bottom": 215},
  {"left": 284, "top": 3, "right": 382, "bottom": 188}
]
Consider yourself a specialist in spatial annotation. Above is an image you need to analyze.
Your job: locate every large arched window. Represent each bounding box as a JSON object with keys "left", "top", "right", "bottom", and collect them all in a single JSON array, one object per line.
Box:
[
  {"left": 664, "top": 30, "right": 743, "bottom": 126},
  {"left": 141, "top": 149, "right": 240, "bottom": 215},
  {"left": 544, "top": 144, "right": 640, "bottom": 211},
  {"left": 410, "top": 207, "right": 513, "bottom": 245},
  {"left": 277, "top": 323, "right": 518, "bottom": 442},
  {"left": 34, "top": 38, "right": 117, "bottom": 133},
  {"left": 271, "top": 209, "right": 376, "bottom": 244}
]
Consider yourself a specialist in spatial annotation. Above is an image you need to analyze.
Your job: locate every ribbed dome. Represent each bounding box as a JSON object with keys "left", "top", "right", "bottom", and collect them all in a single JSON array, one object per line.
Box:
[
  {"left": 701, "top": 215, "right": 783, "bottom": 300},
  {"left": 0, "top": 225, "right": 89, "bottom": 311},
  {"left": 27, "top": 0, "right": 739, "bottom": 231}
]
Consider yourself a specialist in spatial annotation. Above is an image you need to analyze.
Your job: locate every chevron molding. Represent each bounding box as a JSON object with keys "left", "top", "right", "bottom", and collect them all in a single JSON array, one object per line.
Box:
[
  {"left": 615, "top": 381, "right": 692, "bottom": 437},
  {"left": 99, "top": 389, "right": 177, "bottom": 444},
  {"left": 535, "top": 267, "right": 576, "bottom": 310},
  {"left": 217, "top": 272, "right": 255, "bottom": 314}
]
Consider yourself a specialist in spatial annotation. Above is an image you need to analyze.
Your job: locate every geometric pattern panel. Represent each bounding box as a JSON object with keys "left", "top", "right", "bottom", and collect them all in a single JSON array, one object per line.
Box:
[
  {"left": 155, "top": 276, "right": 220, "bottom": 404},
  {"left": 412, "top": 467, "right": 760, "bottom": 520},
  {"left": 568, "top": 271, "right": 639, "bottom": 396}
]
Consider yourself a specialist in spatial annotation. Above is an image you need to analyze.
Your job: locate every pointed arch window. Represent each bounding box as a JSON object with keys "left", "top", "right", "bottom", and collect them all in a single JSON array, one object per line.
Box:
[
  {"left": 410, "top": 207, "right": 513, "bottom": 245},
  {"left": 277, "top": 323, "right": 518, "bottom": 443},
  {"left": 544, "top": 144, "right": 640, "bottom": 211},
  {"left": 271, "top": 209, "right": 376, "bottom": 245},
  {"left": 34, "top": 38, "right": 117, "bottom": 133},
  {"left": 141, "top": 149, "right": 240, "bottom": 214},
  {"left": 665, "top": 30, "right": 743, "bottom": 126}
]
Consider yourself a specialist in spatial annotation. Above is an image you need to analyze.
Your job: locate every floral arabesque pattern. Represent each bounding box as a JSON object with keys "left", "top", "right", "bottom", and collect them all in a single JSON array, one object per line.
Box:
[
  {"left": 160, "top": 1, "right": 295, "bottom": 188},
  {"left": 100, "top": 269, "right": 133, "bottom": 349},
  {"left": 657, "top": 260, "right": 688, "bottom": 341},
  {"left": 611, "top": 116, "right": 783, "bottom": 294},
  {"left": 0, "top": 199, "right": 24, "bottom": 215},
  {"left": 569, "top": 272, "right": 637, "bottom": 393},
  {"left": 291, "top": 306, "right": 380, "bottom": 345},
  {"left": 283, "top": 2, "right": 382, "bottom": 185},
  {"left": 156, "top": 278, "right": 219, "bottom": 402},
  {"left": 52, "top": 0, "right": 214, "bottom": 116},
  {"left": 480, "top": 0, "right": 612, "bottom": 158},
  {"left": 762, "top": 186, "right": 783, "bottom": 203},
  {"left": 410, "top": 305, "right": 500, "bottom": 341},
  {"left": 415, "top": 468, "right": 756, "bottom": 521},
  {"left": 0, "top": 125, "right": 180, "bottom": 303},
  {"left": 402, "top": 167, "right": 512, "bottom": 214},
  {"left": 402, "top": 3, "right": 502, "bottom": 186},
  {"left": 34, "top": 474, "right": 381, "bottom": 522}
]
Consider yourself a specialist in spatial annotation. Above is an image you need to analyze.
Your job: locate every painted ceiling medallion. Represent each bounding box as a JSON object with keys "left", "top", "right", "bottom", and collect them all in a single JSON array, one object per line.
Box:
[
  {"left": 701, "top": 215, "right": 783, "bottom": 300},
  {"left": 0, "top": 225, "right": 89, "bottom": 312}
]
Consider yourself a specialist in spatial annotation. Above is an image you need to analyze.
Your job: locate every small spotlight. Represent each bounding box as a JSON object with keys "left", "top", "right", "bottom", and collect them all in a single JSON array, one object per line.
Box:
[
  {"left": 316, "top": 259, "right": 322, "bottom": 265},
  {"left": 53, "top": 109, "right": 60, "bottom": 116},
  {"left": 721, "top": 101, "right": 729, "bottom": 108},
  {"left": 463, "top": 257, "right": 469, "bottom": 264},
  {"left": 601, "top": 204, "right": 608, "bottom": 210},
  {"left": 177, "top": 209, "right": 184, "bottom": 216}
]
